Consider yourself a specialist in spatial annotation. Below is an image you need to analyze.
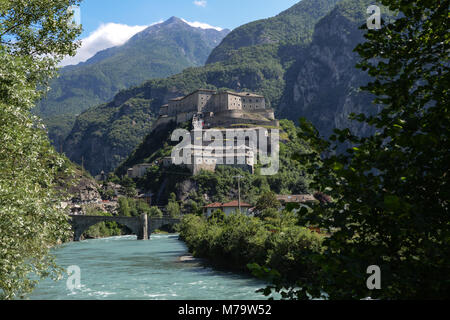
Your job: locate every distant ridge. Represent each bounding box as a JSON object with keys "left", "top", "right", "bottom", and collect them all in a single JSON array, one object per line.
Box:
[{"left": 37, "top": 17, "right": 229, "bottom": 149}]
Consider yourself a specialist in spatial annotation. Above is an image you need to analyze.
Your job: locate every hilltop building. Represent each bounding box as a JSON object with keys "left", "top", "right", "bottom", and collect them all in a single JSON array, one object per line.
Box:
[
  {"left": 164, "top": 142, "right": 256, "bottom": 175},
  {"left": 129, "top": 89, "right": 279, "bottom": 177},
  {"left": 158, "top": 89, "right": 278, "bottom": 128}
]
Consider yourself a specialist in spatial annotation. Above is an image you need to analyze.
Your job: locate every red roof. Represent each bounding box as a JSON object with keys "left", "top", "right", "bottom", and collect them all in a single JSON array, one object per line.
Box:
[
  {"left": 204, "top": 202, "right": 222, "bottom": 208},
  {"left": 204, "top": 201, "right": 252, "bottom": 208}
]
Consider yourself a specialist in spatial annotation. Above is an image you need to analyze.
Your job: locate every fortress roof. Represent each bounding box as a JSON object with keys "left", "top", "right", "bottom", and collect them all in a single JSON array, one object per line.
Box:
[
  {"left": 238, "top": 92, "right": 264, "bottom": 98},
  {"left": 169, "top": 89, "right": 216, "bottom": 102},
  {"left": 169, "top": 89, "right": 264, "bottom": 103},
  {"left": 169, "top": 96, "right": 185, "bottom": 101},
  {"left": 218, "top": 91, "right": 264, "bottom": 98}
]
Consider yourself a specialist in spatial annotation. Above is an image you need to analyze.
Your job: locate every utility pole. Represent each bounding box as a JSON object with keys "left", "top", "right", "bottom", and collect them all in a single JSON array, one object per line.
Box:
[{"left": 233, "top": 175, "right": 243, "bottom": 213}]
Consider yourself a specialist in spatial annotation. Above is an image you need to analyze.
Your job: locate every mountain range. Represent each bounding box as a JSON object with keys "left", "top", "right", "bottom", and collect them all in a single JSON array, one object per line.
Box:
[
  {"left": 36, "top": 17, "right": 230, "bottom": 148},
  {"left": 59, "top": 0, "right": 379, "bottom": 175}
]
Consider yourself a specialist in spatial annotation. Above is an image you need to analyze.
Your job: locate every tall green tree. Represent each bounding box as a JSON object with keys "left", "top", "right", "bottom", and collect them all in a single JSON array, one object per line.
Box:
[
  {"left": 273, "top": 0, "right": 448, "bottom": 299},
  {"left": 254, "top": 191, "right": 281, "bottom": 214},
  {"left": 0, "top": 0, "right": 82, "bottom": 299}
]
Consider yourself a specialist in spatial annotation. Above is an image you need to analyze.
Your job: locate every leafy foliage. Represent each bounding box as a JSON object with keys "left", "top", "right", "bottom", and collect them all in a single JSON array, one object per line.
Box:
[
  {"left": 82, "top": 210, "right": 123, "bottom": 239},
  {"left": 254, "top": 191, "right": 281, "bottom": 214},
  {"left": 0, "top": 0, "right": 82, "bottom": 299},
  {"left": 117, "top": 197, "right": 150, "bottom": 217},
  {"left": 166, "top": 193, "right": 181, "bottom": 218},
  {"left": 179, "top": 213, "right": 324, "bottom": 284},
  {"left": 272, "top": 0, "right": 449, "bottom": 300}
]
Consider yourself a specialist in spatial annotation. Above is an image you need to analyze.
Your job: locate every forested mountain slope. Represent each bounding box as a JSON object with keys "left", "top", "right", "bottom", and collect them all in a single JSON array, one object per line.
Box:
[{"left": 37, "top": 17, "right": 229, "bottom": 148}]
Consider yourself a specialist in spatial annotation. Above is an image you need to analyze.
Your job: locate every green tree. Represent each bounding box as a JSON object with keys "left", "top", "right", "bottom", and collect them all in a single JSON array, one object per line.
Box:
[
  {"left": 107, "top": 173, "right": 121, "bottom": 184},
  {"left": 0, "top": 0, "right": 82, "bottom": 299},
  {"left": 121, "top": 176, "right": 137, "bottom": 198},
  {"left": 149, "top": 206, "right": 163, "bottom": 218},
  {"left": 283, "top": 0, "right": 449, "bottom": 300},
  {"left": 166, "top": 202, "right": 181, "bottom": 218},
  {"left": 136, "top": 200, "right": 150, "bottom": 216},
  {"left": 117, "top": 197, "right": 131, "bottom": 217},
  {"left": 208, "top": 209, "right": 226, "bottom": 223},
  {"left": 254, "top": 191, "right": 281, "bottom": 214},
  {"left": 166, "top": 194, "right": 181, "bottom": 218}
]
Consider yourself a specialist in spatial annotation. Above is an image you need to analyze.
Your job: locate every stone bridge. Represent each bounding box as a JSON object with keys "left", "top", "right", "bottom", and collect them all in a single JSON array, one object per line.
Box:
[{"left": 69, "top": 214, "right": 181, "bottom": 241}]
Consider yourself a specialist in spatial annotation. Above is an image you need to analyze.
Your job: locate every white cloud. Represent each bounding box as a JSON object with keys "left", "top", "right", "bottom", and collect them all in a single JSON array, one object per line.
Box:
[
  {"left": 181, "top": 18, "right": 223, "bottom": 31},
  {"left": 194, "top": 0, "right": 207, "bottom": 8},
  {"left": 59, "top": 18, "right": 224, "bottom": 67},
  {"left": 60, "top": 23, "right": 150, "bottom": 67}
]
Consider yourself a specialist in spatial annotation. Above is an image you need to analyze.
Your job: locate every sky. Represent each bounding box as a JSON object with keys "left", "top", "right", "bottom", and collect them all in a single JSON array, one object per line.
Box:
[{"left": 61, "top": 0, "right": 301, "bottom": 66}]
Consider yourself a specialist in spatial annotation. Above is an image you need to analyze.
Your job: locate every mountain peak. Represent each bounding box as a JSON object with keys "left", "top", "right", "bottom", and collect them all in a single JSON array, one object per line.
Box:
[{"left": 162, "top": 16, "right": 185, "bottom": 25}]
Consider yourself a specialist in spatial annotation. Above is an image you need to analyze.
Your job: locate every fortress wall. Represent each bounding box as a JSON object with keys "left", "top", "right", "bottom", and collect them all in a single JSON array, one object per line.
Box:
[
  {"left": 198, "top": 92, "right": 214, "bottom": 111},
  {"left": 176, "top": 112, "right": 195, "bottom": 124},
  {"left": 241, "top": 96, "right": 265, "bottom": 111}
]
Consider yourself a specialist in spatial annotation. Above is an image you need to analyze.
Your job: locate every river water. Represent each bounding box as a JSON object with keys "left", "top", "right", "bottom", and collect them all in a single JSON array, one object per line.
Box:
[{"left": 29, "top": 234, "right": 270, "bottom": 300}]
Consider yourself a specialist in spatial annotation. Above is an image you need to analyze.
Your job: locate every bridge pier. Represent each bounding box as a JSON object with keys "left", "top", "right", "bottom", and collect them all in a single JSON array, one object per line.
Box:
[{"left": 137, "top": 213, "right": 148, "bottom": 240}]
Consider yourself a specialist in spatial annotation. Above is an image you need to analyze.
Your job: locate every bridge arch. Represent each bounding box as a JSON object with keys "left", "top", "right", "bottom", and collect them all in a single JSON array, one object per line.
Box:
[
  {"left": 69, "top": 215, "right": 180, "bottom": 241},
  {"left": 69, "top": 215, "right": 148, "bottom": 241}
]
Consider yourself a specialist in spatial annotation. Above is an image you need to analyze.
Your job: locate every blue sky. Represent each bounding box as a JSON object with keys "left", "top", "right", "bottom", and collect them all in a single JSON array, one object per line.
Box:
[
  {"left": 62, "top": 0, "right": 301, "bottom": 66},
  {"left": 78, "top": 0, "right": 300, "bottom": 37}
]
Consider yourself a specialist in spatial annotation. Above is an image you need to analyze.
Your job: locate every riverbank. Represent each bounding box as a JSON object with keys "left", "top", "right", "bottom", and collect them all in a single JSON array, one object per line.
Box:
[{"left": 178, "top": 214, "right": 325, "bottom": 284}]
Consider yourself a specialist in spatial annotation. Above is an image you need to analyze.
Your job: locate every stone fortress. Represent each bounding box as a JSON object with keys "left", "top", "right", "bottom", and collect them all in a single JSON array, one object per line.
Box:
[
  {"left": 128, "top": 89, "right": 279, "bottom": 177},
  {"left": 158, "top": 89, "right": 278, "bottom": 128}
]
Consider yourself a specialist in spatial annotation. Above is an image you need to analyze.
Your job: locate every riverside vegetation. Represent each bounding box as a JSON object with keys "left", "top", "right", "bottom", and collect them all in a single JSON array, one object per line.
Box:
[{"left": 178, "top": 196, "right": 325, "bottom": 286}]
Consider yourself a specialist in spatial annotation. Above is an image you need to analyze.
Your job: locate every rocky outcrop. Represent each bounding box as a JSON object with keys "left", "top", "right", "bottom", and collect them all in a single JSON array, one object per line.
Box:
[
  {"left": 60, "top": 175, "right": 120, "bottom": 216},
  {"left": 278, "top": 0, "right": 381, "bottom": 138},
  {"left": 68, "top": 176, "right": 102, "bottom": 204}
]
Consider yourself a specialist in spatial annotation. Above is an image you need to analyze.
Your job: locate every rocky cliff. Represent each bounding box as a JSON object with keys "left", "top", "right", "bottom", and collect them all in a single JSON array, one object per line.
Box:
[{"left": 278, "top": 0, "right": 382, "bottom": 137}]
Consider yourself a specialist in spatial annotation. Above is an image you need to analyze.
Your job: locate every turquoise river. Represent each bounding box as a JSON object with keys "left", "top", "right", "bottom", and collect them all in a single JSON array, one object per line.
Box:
[{"left": 28, "top": 234, "right": 271, "bottom": 300}]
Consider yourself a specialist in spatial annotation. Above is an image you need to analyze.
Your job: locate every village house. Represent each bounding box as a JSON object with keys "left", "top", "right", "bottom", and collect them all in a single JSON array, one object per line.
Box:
[
  {"left": 127, "top": 163, "right": 153, "bottom": 178},
  {"left": 204, "top": 201, "right": 253, "bottom": 217}
]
